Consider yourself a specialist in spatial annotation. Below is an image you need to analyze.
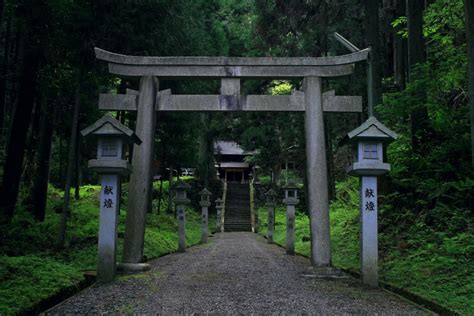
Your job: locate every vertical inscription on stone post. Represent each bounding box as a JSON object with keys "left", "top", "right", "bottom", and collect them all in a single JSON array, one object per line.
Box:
[
  {"left": 178, "top": 206, "right": 186, "bottom": 252},
  {"left": 267, "top": 207, "right": 274, "bottom": 243},
  {"left": 360, "top": 176, "right": 378, "bottom": 286},
  {"left": 98, "top": 174, "right": 120, "bottom": 282}
]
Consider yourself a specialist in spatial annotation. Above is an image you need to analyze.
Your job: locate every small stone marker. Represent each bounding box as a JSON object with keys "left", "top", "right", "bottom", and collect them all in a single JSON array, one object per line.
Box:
[
  {"left": 215, "top": 198, "right": 224, "bottom": 233},
  {"left": 199, "top": 187, "right": 212, "bottom": 244},
  {"left": 283, "top": 180, "right": 299, "bottom": 255},
  {"left": 80, "top": 115, "right": 141, "bottom": 283},
  {"left": 344, "top": 116, "right": 397, "bottom": 287},
  {"left": 174, "top": 180, "right": 191, "bottom": 252},
  {"left": 264, "top": 189, "right": 278, "bottom": 244}
]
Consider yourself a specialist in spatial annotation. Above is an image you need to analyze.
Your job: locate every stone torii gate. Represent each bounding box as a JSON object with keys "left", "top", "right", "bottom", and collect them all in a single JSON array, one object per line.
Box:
[{"left": 94, "top": 47, "right": 369, "bottom": 269}]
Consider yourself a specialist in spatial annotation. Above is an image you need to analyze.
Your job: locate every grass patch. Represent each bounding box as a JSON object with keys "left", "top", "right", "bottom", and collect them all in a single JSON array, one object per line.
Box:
[
  {"left": 0, "top": 178, "right": 215, "bottom": 315},
  {"left": 257, "top": 178, "right": 473, "bottom": 315}
]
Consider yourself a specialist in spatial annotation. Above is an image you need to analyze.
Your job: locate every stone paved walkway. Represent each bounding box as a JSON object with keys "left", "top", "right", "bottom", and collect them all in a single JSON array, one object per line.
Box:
[{"left": 47, "top": 233, "right": 422, "bottom": 315}]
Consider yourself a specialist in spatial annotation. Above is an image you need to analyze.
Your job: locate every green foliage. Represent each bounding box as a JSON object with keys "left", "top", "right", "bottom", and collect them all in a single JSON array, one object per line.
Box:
[
  {"left": 0, "top": 256, "right": 83, "bottom": 315},
  {"left": 0, "top": 180, "right": 210, "bottom": 314},
  {"left": 257, "top": 178, "right": 473, "bottom": 314}
]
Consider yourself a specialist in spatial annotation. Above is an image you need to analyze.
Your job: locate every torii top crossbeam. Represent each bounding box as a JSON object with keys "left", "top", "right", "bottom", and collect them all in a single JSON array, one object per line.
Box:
[{"left": 94, "top": 48, "right": 369, "bottom": 78}]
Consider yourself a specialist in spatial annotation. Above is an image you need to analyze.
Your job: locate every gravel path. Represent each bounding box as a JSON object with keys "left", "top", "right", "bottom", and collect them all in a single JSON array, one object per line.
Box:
[{"left": 47, "top": 232, "right": 422, "bottom": 315}]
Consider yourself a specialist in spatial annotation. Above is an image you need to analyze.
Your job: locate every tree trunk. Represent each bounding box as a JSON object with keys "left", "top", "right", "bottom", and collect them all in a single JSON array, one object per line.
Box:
[
  {"left": 57, "top": 80, "right": 81, "bottom": 248},
  {"left": 324, "top": 116, "right": 335, "bottom": 201},
  {"left": 197, "top": 113, "right": 209, "bottom": 186},
  {"left": 167, "top": 165, "right": 173, "bottom": 214},
  {"left": 74, "top": 129, "right": 81, "bottom": 200},
  {"left": 407, "top": 0, "right": 425, "bottom": 75},
  {"left": 0, "top": 39, "right": 40, "bottom": 223},
  {"left": 0, "top": 12, "right": 12, "bottom": 134},
  {"left": 406, "top": 0, "right": 432, "bottom": 152},
  {"left": 394, "top": 0, "right": 407, "bottom": 89},
  {"left": 365, "top": 0, "right": 383, "bottom": 114},
  {"left": 465, "top": 0, "right": 474, "bottom": 166},
  {"left": 157, "top": 175, "right": 163, "bottom": 215},
  {"left": 30, "top": 98, "right": 54, "bottom": 221}
]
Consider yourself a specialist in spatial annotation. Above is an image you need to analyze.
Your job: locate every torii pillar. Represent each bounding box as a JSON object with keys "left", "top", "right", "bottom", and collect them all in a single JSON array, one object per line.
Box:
[
  {"left": 122, "top": 76, "right": 158, "bottom": 265},
  {"left": 304, "top": 76, "right": 331, "bottom": 266}
]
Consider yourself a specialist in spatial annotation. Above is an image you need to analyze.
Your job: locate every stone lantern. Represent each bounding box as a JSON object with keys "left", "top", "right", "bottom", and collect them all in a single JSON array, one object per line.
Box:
[
  {"left": 264, "top": 189, "right": 278, "bottom": 244},
  {"left": 343, "top": 116, "right": 397, "bottom": 287},
  {"left": 215, "top": 197, "right": 224, "bottom": 232},
  {"left": 80, "top": 114, "right": 141, "bottom": 283},
  {"left": 282, "top": 180, "right": 299, "bottom": 255},
  {"left": 199, "top": 188, "right": 212, "bottom": 244},
  {"left": 345, "top": 116, "right": 397, "bottom": 177},
  {"left": 174, "top": 180, "right": 190, "bottom": 252}
]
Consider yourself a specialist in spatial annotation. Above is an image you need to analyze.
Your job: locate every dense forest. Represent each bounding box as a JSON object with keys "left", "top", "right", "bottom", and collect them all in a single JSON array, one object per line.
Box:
[{"left": 0, "top": 0, "right": 472, "bottom": 314}]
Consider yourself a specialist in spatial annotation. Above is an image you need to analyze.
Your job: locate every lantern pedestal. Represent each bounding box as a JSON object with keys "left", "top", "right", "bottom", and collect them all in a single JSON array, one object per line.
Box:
[
  {"left": 283, "top": 197, "right": 298, "bottom": 255},
  {"left": 215, "top": 198, "right": 224, "bottom": 233},
  {"left": 174, "top": 180, "right": 191, "bottom": 253},
  {"left": 96, "top": 174, "right": 121, "bottom": 282},
  {"left": 199, "top": 188, "right": 212, "bottom": 244},
  {"left": 267, "top": 204, "right": 275, "bottom": 243},
  {"left": 264, "top": 189, "right": 277, "bottom": 244},
  {"left": 360, "top": 176, "right": 378, "bottom": 287},
  {"left": 200, "top": 202, "right": 210, "bottom": 244},
  {"left": 283, "top": 181, "right": 299, "bottom": 255}
]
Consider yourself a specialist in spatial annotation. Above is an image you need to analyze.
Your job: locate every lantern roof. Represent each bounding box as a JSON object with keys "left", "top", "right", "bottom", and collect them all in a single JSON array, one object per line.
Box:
[
  {"left": 215, "top": 197, "right": 223, "bottom": 203},
  {"left": 81, "top": 114, "right": 141, "bottom": 144},
  {"left": 174, "top": 180, "right": 191, "bottom": 190},
  {"left": 265, "top": 189, "right": 277, "bottom": 197},
  {"left": 343, "top": 116, "right": 397, "bottom": 144},
  {"left": 283, "top": 180, "right": 298, "bottom": 189},
  {"left": 199, "top": 187, "right": 212, "bottom": 196}
]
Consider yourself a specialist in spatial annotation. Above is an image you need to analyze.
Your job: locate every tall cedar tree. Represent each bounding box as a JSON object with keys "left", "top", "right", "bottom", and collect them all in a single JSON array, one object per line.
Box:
[
  {"left": 465, "top": 0, "right": 474, "bottom": 165},
  {"left": 393, "top": 0, "right": 407, "bottom": 88},
  {"left": 0, "top": 1, "right": 48, "bottom": 223},
  {"left": 365, "top": 0, "right": 383, "bottom": 114},
  {"left": 406, "top": 0, "right": 432, "bottom": 152}
]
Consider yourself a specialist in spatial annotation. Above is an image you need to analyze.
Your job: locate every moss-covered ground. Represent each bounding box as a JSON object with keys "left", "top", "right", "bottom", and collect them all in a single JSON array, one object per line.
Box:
[
  {"left": 257, "top": 178, "right": 473, "bottom": 315},
  {"left": 0, "top": 178, "right": 214, "bottom": 315}
]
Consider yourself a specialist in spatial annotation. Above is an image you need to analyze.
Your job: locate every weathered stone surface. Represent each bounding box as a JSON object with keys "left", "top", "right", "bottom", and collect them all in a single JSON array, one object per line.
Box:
[
  {"left": 95, "top": 47, "right": 369, "bottom": 66},
  {"left": 107, "top": 64, "right": 356, "bottom": 78},
  {"left": 200, "top": 206, "right": 208, "bottom": 244},
  {"left": 360, "top": 176, "right": 378, "bottom": 287},
  {"left": 267, "top": 206, "right": 275, "bottom": 243},
  {"left": 177, "top": 205, "right": 186, "bottom": 252},
  {"left": 122, "top": 76, "right": 158, "bottom": 264},
  {"left": 99, "top": 94, "right": 138, "bottom": 111},
  {"left": 304, "top": 76, "right": 331, "bottom": 266},
  {"left": 87, "top": 159, "right": 132, "bottom": 176},
  {"left": 97, "top": 174, "right": 120, "bottom": 283},
  {"left": 101, "top": 91, "right": 361, "bottom": 113},
  {"left": 220, "top": 78, "right": 240, "bottom": 95},
  {"left": 286, "top": 204, "right": 296, "bottom": 255}
]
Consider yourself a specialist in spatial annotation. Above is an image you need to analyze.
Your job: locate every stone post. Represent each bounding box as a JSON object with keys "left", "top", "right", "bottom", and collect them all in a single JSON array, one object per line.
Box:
[
  {"left": 175, "top": 180, "right": 190, "bottom": 252},
  {"left": 123, "top": 76, "right": 158, "bottom": 265},
  {"left": 199, "top": 188, "right": 212, "bottom": 244},
  {"left": 303, "top": 76, "right": 331, "bottom": 266},
  {"left": 283, "top": 181, "right": 299, "bottom": 255},
  {"left": 360, "top": 176, "right": 378, "bottom": 286},
  {"left": 264, "top": 189, "right": 277, "bottom": 244},
  {"left": 215, "top": 198, "right": 223, "bottom": 233},
  {"left": 97, "top": 174, "right": 121, "bottom": 282}
]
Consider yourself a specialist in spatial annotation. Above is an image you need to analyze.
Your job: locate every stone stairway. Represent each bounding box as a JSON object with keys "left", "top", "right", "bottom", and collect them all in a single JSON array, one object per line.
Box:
[{"left": 224, "top": 183, "right": 252, "bottom": 232}]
